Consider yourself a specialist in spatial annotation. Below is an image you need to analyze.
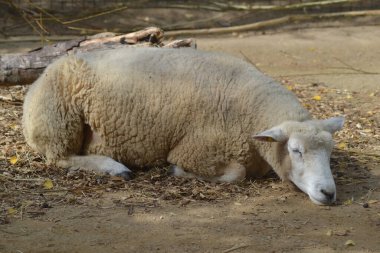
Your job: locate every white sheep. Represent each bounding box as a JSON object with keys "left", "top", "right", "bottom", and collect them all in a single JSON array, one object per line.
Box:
[{"left": 23, "top": 47, "right": 344, "bottom": 205}]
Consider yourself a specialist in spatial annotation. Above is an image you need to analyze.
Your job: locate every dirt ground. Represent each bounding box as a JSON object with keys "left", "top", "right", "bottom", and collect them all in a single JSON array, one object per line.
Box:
[{"left": 1, "top": 25, "right": 380, "bottom": 253}]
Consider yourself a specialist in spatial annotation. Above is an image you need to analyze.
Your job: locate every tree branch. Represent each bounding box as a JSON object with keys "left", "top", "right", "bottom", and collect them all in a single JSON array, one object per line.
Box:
[{"left": 165, "top": 10, "right": 380, "bottom": 36}]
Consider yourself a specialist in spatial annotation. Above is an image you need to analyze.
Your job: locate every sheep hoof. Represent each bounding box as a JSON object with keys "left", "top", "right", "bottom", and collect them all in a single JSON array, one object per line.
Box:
[{"left": 115, "top": 171, "right": 135, "bottom": 181}]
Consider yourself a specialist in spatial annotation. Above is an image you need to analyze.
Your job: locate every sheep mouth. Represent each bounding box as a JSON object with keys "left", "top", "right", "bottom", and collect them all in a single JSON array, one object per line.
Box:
[{"left": 309, "top": 194, "right": 336, "bottom": 206}]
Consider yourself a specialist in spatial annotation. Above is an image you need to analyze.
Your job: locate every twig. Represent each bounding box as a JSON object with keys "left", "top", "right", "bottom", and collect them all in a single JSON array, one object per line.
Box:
[
  {"left": 213, "top": 0, "right": 360, "bottom": 11},
  {"left": 239, "top": 50, "right": 262, "bottom": 71},
  {"left": 62, "top": 6, "right": 129, "bottom": 25},
  {"left": 223, "top": 244, "right": 249, "bottom": 253},
  {"left": 163, "top": 39, "right": 196, "bottom": 49},
  {"left": 332, "top": 57, "right": 380, "bottom": 75},
  {"left": 278, "top": 72, "right": 380, "bottom": 77},
  {"left": 346, "top": 149, "right": 380, "bottom": 158},
  {"left": 80, "top": 27, "right": 163, "bottom": 46},
  {"left": 0, "top": 174, "right": 43, "bottom": 181}
]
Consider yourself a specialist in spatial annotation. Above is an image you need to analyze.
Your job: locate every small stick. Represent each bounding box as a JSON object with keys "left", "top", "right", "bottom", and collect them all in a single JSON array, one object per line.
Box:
[
  {"left": 223, "top": 244, "right": 249, "bottom": 253},
  {"left": 163, "top": 39, "right": 196, "bottom": 48}
]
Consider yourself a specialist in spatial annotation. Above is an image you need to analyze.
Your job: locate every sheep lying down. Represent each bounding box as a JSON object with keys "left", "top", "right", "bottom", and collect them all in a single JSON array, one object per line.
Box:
[{"left": 23, "top": 47, "right": 344, "bottom": 205}]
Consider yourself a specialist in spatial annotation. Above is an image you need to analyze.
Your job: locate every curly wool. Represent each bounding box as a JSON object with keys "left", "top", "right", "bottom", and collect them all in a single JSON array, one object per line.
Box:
[{"left": 23, "top": 47, "right": 311, "bottom": 178}]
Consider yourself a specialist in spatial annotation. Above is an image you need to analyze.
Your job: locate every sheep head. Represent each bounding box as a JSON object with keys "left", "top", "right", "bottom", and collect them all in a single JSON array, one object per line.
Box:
[{"left": 253, "top": 117, "right": 345, "bottom": 205}]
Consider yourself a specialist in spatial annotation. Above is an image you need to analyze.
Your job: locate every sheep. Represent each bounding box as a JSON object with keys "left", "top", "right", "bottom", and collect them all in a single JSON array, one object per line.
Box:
[{"left": 22, "top": 47, "right": 344, "bottom": 205}]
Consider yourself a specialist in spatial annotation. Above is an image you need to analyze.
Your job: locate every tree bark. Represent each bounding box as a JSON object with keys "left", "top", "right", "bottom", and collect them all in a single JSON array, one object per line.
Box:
[{"left": 0, "top": 27, "right": 195, "bottom": 86}]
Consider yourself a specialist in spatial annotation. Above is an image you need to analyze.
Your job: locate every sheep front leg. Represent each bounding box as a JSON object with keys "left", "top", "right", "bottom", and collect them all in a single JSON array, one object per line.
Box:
[
  {"left": 170, "top": 162, "right": 246, "bottom": 183},
  {"left": 168, "top": 130, "right": 248, "bottom": 182},
  {"left": 57, "top": 155, "right": 133, "bottom": 180}
]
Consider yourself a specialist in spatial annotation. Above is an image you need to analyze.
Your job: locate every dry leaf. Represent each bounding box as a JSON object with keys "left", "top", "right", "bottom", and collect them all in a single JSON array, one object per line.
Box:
[
  {"left": 9, "top": 123, "right": 19, "bottom": 130},
  {"left": 286, "top": 85, "right": 293, "bottom": 91},
  {"left": 335, "top": 229, "right": 349, "bottom": 236},
  {"left": 9, "top": 155, "right": 18, "bottom": 165},
  {"left": 326, "top": 229, "right": 333, "bottom": 236},
  {"left": 337, "top": 142, "right": 347, "bottom": 149},
  {"left": 7, "top": 208, "right": 16, "bottom": 215},
  {"left": 312, "top": 95, "right": 321, "bottom": 101},
  {"left": 368, "top": 200, "right": 378, "bottom": 204},
  {"left": 43, "top": 179, "right": 54, "bottom": 189},
  {"left": 343, "top": 199, "right": 353, "bottom": 205},
  {"left": 345, "top": 240, "right": 355, "bottom": 246}
]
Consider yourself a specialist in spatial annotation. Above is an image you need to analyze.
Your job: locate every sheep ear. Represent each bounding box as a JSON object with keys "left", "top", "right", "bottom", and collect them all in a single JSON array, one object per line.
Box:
[
  {"left": 253, "top": 127, "right": 288, "bottom": 143},
  {"left": 319, "top": 117, "right": 345, "bottom": 133}
]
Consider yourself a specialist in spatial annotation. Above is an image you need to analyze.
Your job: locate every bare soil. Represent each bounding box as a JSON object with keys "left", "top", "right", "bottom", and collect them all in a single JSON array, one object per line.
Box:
[{"left": 1, "top": 25, "right": 380, "bottom": 253}]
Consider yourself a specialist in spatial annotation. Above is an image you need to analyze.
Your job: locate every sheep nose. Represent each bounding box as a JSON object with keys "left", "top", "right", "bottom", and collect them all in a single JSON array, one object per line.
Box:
[{"left": 320, "top": 189, "right": 335, "bottom": 201}]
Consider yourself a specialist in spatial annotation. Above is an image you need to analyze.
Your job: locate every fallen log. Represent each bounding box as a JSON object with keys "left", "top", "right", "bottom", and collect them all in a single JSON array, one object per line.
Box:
[{"left": 0, "top": 27, "right": 195, "bottom": 86}]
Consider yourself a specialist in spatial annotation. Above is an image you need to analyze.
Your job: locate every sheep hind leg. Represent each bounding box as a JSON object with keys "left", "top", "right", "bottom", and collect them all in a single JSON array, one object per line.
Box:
[
  {"left": 216, "top": 162, "right": 246, "bottom": 183},
  {"left": 170, "top": 165, "right": 197, "bottom": 179},
  {"left": 57, "top": 155, "right": 134, "bottom": 180}
]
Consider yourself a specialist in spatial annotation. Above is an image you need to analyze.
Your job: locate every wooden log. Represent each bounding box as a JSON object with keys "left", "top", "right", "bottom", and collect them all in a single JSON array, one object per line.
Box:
[{"left": 0, "top": 27, "right": 195, "bottom": 86}]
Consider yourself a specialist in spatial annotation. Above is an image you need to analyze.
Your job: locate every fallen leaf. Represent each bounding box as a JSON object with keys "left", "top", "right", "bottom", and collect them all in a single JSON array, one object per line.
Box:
[
  {"left": 368, "top": 200, "right": 378, "bottom": 204},
  {"left": 345, "top": 240, "right": 355, "bottom": 246},
  {"left": 337, "top": 142, "right": 347, "bottom": 149},
  {"left": 346, "top": 95, "right": 353, "bottom": 99},
  {"left": 312, "top": 95, "right": 321, "bottom": 101},
  {"left": 7, "top": 208, "right": 16, "bottom": 215},
  {"left": 335, "top": 229, "right": 349, "bottom": 236},
  {"left": 9, "top": 155, "right": 18, "bottom": 165},
  {"left": 43, "top": 179, "right": 54, "bottom": 189},
  {"left": 110, "top": 176, "right": 124, "bottom": 181},
  {"left": 326, "top": 229, "right": 333, "bottom": 236},
  {"left": 286, "top": 85, "right": 293, "bottom": 91},
  {"left": 9, "top": 123, "right": 19, "bottom": 130},
  {"left": 343, "top": 199, "right": 353, "bottom": 205}
]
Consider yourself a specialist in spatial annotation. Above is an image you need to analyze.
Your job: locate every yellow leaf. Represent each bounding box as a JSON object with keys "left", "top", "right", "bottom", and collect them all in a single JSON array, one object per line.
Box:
[
  {"left": 9, "top": 155, "right": 18, "bottom": 165},
  {"left": 7, "top": 208, "right": 16, "bottom": 215},
  {"left": 343, "top": 199, "right": 353, "bottom": 205},
  {"left": 43, "top": 179, "right": 54, "bottom": 189},
  {"left": 286, "top": 85, "right": 293, "bottom": 91},
  {"left": 345, "top": 240, "right": 355, "bottom": 246},
  {"left": 9, "top": 123, "right": 19, "bottom": 130},
  {"left": 369, "top": 92, "right": 375, "bottom": 97},
  {"left": 312, "top": 95, "right": 321, "bottom": 101},
  {"left": 346, "top": 95, "right": 352, "bottom": 99},
  {"left": 337, "top": 142, "right": 347, "bottom": 149}
]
